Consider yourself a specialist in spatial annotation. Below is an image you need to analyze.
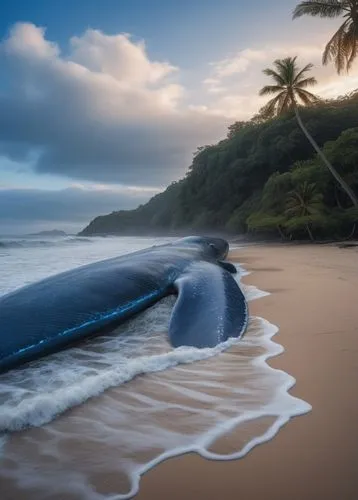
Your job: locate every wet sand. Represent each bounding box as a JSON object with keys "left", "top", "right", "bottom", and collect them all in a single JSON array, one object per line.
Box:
[{"left": 137, "top": 243, "right": 358, "bottom": 500}]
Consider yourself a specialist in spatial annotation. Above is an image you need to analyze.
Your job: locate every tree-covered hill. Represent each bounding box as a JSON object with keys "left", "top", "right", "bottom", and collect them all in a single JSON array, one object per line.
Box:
[{"left": 79, "top": 93, "right": 358, "bottom": 240}]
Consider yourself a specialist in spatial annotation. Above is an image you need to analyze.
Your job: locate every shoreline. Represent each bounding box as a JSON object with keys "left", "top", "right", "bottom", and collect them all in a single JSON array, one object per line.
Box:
[
  {"left": 137, "top": 243, "right": 358, "bottom": 500},
  {"left": 74, "top": 229, "right": 358, "bottom": 249}
]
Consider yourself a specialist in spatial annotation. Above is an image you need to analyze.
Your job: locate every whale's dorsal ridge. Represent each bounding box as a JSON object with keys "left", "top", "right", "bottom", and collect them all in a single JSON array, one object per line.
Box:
[{"left": 169, "top": 261, "right": 247, "bottom": 349}]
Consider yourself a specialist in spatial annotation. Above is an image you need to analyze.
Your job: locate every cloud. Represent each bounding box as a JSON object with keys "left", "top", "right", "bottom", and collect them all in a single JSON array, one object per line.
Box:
[
  {"left": 1, "top": 21, "right": 357, "bottom": 192},
  {"left": 70, "top": 29, "right": 177, "bottom": 85},
  {"left": 0, "top": 23, "right": 228, "bottom": 187},
  {"left": 210, "top": 49, "right": 267, "bottom": 80},
  {"left": 0, "top": 184, "right": 158, "bottom": 234},
  {"left": 204, "top": 38, "right": 358, "bottom": 118},
  {"left": 202, "top": 78, "right": 227, "bottom": 94}
]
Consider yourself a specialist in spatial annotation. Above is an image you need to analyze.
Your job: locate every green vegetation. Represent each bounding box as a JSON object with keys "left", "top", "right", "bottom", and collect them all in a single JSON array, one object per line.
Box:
[
  {"left": 259, "top": 56, "right": 358, "bottom": 206},
  {"left": 293, "top": 1, "right": 358, "bottom": 74},
  {"left": 79, "top": 0, "right": 358, "bottom": 242},
  {"left": 247, "top": 122, "right": 358, "bottom": 240},
  {"left": 79, "top": 180, "right": 184, "bottom": 236},
  {"left": 80, "top": 92, "right": 358, "bottom": 241}
]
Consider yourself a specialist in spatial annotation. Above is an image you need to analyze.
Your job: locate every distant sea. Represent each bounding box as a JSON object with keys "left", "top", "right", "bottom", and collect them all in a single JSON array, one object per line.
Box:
[{"left": 0, "top": 234, "right": 310, "bottom": 499}]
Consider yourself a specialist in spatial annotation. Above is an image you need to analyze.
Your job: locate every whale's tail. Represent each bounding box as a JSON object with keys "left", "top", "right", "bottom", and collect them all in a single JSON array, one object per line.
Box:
[{"left": 169, "top": 262, "right": 248, "bottom": 348}]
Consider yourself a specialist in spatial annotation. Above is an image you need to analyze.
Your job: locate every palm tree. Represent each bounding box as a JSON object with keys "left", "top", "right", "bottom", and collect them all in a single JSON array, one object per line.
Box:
[
  {"left": 285, "top": 181, "right": 325, "bottom": 240},
  {"left": 293, "top": 1, "right": 358, "bottom": 74},
  {"left": 259, "top": 56, "right": 358, "bottom": 206}
]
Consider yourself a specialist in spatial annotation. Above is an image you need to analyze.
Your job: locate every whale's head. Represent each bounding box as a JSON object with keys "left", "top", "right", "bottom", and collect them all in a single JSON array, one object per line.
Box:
[
  {"left": 205, "top": 237, "right": 229, "bottom": 259},
  {"left": 177, "top": 236, "right": 229, "bottom": 260}
]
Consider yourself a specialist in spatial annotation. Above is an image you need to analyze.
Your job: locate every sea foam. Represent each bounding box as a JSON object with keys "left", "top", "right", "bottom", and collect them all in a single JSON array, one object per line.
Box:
[{"left": 0, "top": 240, "right": 311, "bottom": 499}]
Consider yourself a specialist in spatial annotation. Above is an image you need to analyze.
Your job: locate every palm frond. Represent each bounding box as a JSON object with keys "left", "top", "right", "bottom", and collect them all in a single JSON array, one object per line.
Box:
[
  {"left": 259, "top": 85, "right": 284, "bottom": 96},
  {"left": 277, "top": 91, "right": 294, "bottom": 115},
  {"left": 260, "top": 92, "right": 286, "bottom": 118},
  {"left": 285, "top": 182, "right": 323, "bottom": 217},
  {"left": 294, "top": 1, "right": 358, "bottom": 74},
  {"left": 295, "top": 76, "right": 317, "bottom": 88},
  {"left": 274, "top": 57, "right": 297, "bottom": 85},
  {"left": 336, "top": 25, "right": 350, "bottom": 73},
  {"left": 293, "top": 63, "right": 314, "bottom": 84},
  {"left": 262, "top": 68, "right": 286, "bottom": 85},
  {"left": 344, "top": 21, "right": 358, "bottom": 71},
  {"left": 322, "top": 20, "right": 350, "bottom": 73},
  {"left": 296, "top": 89, "right": 315, "bottom": 106},
  {"left": 347, "top": 41, "right": 358, "bottom": 71},
  {"left": 296, "top": 89, "right": 318, "bottom": 106},
  {"left": 293, "top": 1, "right": 345, "bottom": 19},
  {"left": 296, "top": 88, "right": 321, "bottom": 104}
]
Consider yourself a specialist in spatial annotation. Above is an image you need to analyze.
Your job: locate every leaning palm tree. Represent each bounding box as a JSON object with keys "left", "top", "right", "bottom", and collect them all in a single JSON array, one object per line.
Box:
[
  {"left": 259, "top": 56, "right": 358, "bottom": 206},
  {"left": 293, "top": 0, "right": 358, "bottom": 74}
]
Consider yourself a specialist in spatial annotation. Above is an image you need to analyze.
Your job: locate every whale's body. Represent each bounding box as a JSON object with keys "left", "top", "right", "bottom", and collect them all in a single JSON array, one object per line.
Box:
[{"left": 0, "top": 236, "right": 248, "bottom": 373}]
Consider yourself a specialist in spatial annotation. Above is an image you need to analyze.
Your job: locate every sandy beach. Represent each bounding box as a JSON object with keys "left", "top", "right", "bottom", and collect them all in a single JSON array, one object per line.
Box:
[{"left": 138, "top": 243, "right": 358, "bottom": 500}]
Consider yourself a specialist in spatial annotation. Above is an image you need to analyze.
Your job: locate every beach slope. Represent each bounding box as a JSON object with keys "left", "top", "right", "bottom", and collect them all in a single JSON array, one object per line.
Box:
[{"left": 138, "top": 244, "right": 358, "bottom": 500}]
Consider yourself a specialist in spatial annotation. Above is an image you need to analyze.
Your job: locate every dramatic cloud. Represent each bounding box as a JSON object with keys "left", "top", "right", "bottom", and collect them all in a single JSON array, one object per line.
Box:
[
  {"left": 0, "top": 185, "right": 158, "bottom": 234},
  {"left": 1, "top": 22, "right": 357, "bottom": 191},
  {"left": 0, "top": 23, "right": 228, "bottom": 186}
]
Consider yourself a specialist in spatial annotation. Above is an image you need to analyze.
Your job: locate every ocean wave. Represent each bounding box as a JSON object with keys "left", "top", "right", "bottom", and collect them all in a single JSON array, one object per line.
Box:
[
  {"left": 0, "top": 265, "right": 310, "bottom": 436},
  {"left": 0, "top": 237, "right": 92, "bottom": 249},
  {"left": 0, "top": 282, "right": 249, "bottom": 433},
  {"left": 0, "top": 336, "right": 245, "bottom": 433}
]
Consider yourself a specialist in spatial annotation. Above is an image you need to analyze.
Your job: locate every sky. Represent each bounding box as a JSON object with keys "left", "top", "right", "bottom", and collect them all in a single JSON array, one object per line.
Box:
[{"left": 1, "top": 0, "right": 357, "bottom": 234}]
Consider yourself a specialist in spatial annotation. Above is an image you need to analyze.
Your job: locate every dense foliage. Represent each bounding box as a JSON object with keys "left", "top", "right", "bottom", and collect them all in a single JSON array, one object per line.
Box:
[{"left": 80, "top": 92, "right": 358, "bottom": 240}]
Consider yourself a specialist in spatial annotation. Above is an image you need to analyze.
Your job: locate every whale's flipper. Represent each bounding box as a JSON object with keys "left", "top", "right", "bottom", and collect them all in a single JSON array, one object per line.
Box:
[
  {"left": 169, "top": 262, "right": 248, "bottom": 349},
  {"left": 218, "top": 260, "right": 237, "bottom": 274}
]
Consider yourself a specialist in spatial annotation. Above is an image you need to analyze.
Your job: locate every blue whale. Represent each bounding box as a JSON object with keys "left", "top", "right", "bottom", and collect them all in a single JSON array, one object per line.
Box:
[{"left": 0, "top": 236, "right": 248, "bottom": 373}]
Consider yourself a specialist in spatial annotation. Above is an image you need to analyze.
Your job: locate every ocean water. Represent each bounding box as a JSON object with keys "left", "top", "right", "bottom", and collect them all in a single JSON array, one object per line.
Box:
[{"left": 0, "top": 235, "right": 311, "bottom": 499}]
